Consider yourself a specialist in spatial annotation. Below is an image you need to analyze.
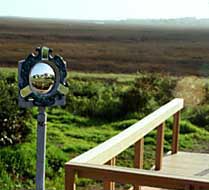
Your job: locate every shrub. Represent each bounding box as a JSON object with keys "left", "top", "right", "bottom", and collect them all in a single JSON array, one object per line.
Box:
[
  {"left": 184, "top": 105, "right": 209, "bottom": 131},
  {"left": 0, "top": 72, "right": 31, "bottom": 146},
  {"left": 65, "top": 74, "right": 176, "bottom": 121},
  {"left": 0, "top": 143, "right": 36, "bottom": 179},
  {"left": 0, "top": 162, "right": 14, "bottom": 190},
  {"left": 46, "top": 145, "right": 67, "bottom": 176},
  {"left": 166, "top": 118, "right": 199, "bottom": 134},
  {"left": 65, "top": 79, "right": 122, "bottom": 120},
  {"left": 110, "top": 119, "right": 138, "bottom": 130},
  {"left": 120, "top": 74, "right": 176, "bottom": 115},
  {"left": 120, "top": 83, "right": 153, "bottom": 114},
  {"left": 180, "top": 120, "right": 198, "bottom": 134}
]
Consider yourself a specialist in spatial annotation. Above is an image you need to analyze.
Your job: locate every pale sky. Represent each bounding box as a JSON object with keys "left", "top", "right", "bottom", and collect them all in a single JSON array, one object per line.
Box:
[
  {"left": 31, "top": 63, "right": 54, "bottom": 76},
  {"left": 1, "top": 0, "right": 209, "bottom": 20}
]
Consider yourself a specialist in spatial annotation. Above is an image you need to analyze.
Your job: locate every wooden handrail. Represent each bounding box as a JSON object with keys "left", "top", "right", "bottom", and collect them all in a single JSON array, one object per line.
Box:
[
  {"left": 66, "top": 162, "right": 209, "bottom": 190},
  {"left": 65, "top": 98, "right": 186, "bottom": 190},
  {"left": 69, "top": 98, "right": 184, "bottom": 165}
]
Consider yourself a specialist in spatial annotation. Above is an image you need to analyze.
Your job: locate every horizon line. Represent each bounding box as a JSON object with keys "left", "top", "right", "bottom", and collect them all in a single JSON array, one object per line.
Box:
[{"left": 1, "top": 15, "right": 209, "bottom": 21}]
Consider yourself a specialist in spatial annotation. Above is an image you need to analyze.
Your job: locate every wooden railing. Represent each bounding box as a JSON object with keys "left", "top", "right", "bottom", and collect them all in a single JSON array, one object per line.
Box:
[{"left": 65, "top": 98, "right": 209, "bottom": 190}]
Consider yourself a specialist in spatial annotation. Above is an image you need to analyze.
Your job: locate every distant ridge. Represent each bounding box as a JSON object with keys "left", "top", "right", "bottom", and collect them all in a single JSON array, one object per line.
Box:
[
  {"left": 115, "top": 17, "right": 209, "bottom": 28},
  {"left": 1, "top": 16, "right": 209, "bottom": 28},
  {"left": 88, "top": 17, "right": 209, "bottom": 28}
]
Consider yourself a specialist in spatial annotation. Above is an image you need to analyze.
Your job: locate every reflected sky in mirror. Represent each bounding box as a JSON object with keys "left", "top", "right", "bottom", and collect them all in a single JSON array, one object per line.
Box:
[{"left": 30, "top": 63, "right": 54, "bottom": 77}]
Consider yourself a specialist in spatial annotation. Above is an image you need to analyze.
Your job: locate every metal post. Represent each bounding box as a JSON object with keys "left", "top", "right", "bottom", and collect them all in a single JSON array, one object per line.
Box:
[
  {"left": 36, "top": 106, "right": 47, "bottom": 190},
  {"left": 18, "top": 47, "right": 68, "bottom": 190}
]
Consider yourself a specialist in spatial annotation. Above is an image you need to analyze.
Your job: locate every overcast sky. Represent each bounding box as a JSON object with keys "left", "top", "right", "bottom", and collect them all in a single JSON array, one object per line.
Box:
[{"left": 1, "top": 0, "right": 209, "bottom": 20}]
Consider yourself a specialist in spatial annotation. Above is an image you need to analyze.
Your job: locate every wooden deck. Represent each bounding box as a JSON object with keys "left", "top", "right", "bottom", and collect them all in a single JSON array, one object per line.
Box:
[
  {"left": 65, "top": 99, "right": 209, "bottom": 190},
  {"left": 129, "top": 187, "right": 166, "bottom": 190},
  {"left": 132, "top": 187, "right": 165, "bottom": 190},
  {"left": 160, "top": 151, "right": 209, "bottom": 179},
  {"left": 136, "top": 151, "right": 209, "bottom": 190}
]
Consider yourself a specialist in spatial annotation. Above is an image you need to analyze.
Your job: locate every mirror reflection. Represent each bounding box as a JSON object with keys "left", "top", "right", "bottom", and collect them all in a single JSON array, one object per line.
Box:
[{"left": 29, "top": 63, "right": 55, "bottom": 94}]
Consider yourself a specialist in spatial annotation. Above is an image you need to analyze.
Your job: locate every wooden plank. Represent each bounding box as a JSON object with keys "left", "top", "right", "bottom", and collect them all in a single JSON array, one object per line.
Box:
[
  {"left": 194, "top": 185, "right": 201, "bottom": 190},
  {"left": 172, "top": 111, "right": 180, "bottom": 154},
  {"left": 155, "top": 123, "right": 164, "bottom": 171},
  {"left": 184, "top": 185, "right": 190, "bottom": 190},
  {"left": 161, "top": 152, "right": 209, "bottom": 179},
  {"left": 69, "top": 99, "right": 184, "bottom": 165},
  {"left": 160, "top": 167, "right": 209, "bottom": 180},
  {"left": 68, "top": 162, "right": 209, "bottom": 190},
  {"left": 134, "top": 138, "right": 144, "bottom": 190},
  {"left": 163, "top": 152, "right": 209, "bottom": 167},
  {"left": 104, "top": 158, "right": 116, "bottom": 190},
  {"left": 65, "top": 165, "right": 76, "bottom": 190},
  {"left": 185, "top": 185, "right": 201, "bottom": 190},
  {"left": 134, "top": 138, "right": 144, "bottom": 169},
  {"left": 129, "top": 187, "right": 162, "bottom": 190}
]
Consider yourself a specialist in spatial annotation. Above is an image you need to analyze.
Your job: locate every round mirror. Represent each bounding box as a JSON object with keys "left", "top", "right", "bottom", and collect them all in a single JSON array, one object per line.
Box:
[{"left": 29, "top": 63, "right": 55, "bottom": 95}]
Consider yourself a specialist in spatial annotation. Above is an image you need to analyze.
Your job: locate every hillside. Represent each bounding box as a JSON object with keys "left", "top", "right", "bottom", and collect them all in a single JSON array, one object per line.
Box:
[{"left": 1, "top": 17, "right": 209, "bottom": 75}]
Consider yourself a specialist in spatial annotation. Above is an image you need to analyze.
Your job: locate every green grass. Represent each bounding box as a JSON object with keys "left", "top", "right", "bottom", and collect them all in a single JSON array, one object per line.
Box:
[
  {"left": 69, "top": 71, "right": 140, "bottom": 83},
  {"left": 2, "top": 105, "right": 209, "bottom": 190},
  {"left": 17, "top": 108, "right": 209, "bottom": 190},
  {"left": 1, "top": 68, "right": 209, "bottom": 190}
]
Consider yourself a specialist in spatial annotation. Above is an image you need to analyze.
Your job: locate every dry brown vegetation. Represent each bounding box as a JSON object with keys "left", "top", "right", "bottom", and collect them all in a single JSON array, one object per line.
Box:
[{"left": 1, "top": 17, "right": 209, "bottom": 75}]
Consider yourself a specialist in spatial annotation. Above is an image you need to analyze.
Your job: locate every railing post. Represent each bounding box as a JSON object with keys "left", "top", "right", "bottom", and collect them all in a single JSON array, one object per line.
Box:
[
  {"left": 184, "top": 184, "right": 190, "bottom": 190},
  {"left": 185, "top": 184, "right": 201, "bottom": 190},
  {"left": 155, "top": 123, "right": 165, "bottom": 171},
  {"left": 65, "top": 165, "right": 76, "bottom": 190},
  {"left": 134, "top": 138, "right": 144, "bottom": 190},
  {"left": 104, "top": 157, "right": 116, "bottom": 190},
  {"left": 172, "top": 111, "right": 180, "bottom": 154}
]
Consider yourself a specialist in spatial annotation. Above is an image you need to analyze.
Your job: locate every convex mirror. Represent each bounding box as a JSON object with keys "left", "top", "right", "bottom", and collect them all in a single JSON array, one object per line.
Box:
[
  {"left": 18, "top": 46, "right": 68, "bottom": 107},
  {"left": 29, "top": 63, "right": 56, "bottom": 95}
]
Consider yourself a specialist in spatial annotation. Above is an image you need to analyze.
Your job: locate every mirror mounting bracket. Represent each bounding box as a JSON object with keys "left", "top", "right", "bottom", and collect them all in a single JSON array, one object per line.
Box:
[{"left": 18, "top": 46, "right": 68, "bottom": 108}]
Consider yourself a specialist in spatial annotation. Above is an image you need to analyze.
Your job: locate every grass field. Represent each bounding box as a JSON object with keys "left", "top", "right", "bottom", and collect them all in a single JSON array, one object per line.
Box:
[
  {"left": 1, "top": 68, "right": 209, "bottom": 189},
  {"left": 1, "top": 17, "right": 209, "bottom": 75}
]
